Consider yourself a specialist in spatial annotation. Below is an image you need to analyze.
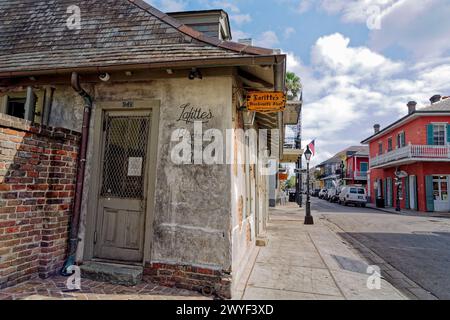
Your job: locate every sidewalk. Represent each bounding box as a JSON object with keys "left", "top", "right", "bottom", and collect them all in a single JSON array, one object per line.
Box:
[
  {"left": 366, "top": 203, "right": 450, "bottom": 219},
  {"left": 241, "top": 204, "right": 408, "bottom": 300}
]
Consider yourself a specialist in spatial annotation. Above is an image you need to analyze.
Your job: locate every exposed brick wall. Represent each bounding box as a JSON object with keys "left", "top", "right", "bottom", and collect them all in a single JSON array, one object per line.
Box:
[
  {"left": 144, "top": 263, "right": 232, "bottom": 299},
  {"left": 0, "top": 114, "right": 80, "bottom": 289}
]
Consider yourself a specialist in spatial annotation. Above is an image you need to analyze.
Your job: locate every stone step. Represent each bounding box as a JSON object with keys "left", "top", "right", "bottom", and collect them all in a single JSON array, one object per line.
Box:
[{"left": 80, "top": 261, "right": 143, "bottom": 287}]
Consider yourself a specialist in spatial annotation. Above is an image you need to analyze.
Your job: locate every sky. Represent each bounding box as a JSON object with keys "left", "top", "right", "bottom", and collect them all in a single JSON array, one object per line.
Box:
[{"left": 146, "top": 0, "right": 450, "bottom": 165}]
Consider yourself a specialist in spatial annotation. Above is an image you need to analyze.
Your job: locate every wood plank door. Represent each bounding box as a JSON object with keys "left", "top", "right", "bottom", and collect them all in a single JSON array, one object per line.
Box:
[{"left": 94, "top": 111, "right": 152, "bottom": 262}]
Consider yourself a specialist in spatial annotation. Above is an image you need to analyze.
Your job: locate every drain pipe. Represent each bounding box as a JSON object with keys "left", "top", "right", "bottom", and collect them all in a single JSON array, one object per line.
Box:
[
  {"left": 61, "top": 72, "right": 93, "bottom": 275},
  {"left": 274, "top": 55, "right": 286, "bottom": 159}
]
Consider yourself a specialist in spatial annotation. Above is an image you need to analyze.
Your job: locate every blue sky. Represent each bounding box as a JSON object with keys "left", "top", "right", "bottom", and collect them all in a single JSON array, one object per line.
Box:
[{"left": 147, "top": 0, "right": 450, "bottom": 165}]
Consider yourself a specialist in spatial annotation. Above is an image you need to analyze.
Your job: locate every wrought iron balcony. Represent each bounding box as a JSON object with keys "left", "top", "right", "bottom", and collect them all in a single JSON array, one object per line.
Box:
[
  {"left": 281, "top": 137, "right": 303, "bottom": 163},
  {"left": 370, "top": 144, "right": 450, "bottom": 168},
  {"left": 283, "top": 137, "right": 300, "bottom": 150}
]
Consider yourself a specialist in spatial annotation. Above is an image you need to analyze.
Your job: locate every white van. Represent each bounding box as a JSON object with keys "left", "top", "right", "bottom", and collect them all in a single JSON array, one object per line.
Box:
[{"left": 338, "top": 186, "right": 367, "bottom": 207}]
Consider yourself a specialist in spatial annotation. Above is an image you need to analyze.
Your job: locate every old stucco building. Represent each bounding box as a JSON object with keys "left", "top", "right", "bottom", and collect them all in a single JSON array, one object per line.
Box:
[{"left": 0, "top": 0, "right": 298, "bottom": 298}]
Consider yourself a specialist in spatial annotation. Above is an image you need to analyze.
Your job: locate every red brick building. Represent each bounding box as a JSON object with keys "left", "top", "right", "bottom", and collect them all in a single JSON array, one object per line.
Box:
[
  {"left": 344, "top": 149, "right": 369, "bottom": 187},
  {"left": 362, "top": 97, "right": 450, "bottom": 213}
]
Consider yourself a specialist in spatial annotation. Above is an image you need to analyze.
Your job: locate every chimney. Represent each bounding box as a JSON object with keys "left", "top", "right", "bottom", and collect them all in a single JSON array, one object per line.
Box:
[
  {"left": 407, "top": 101, "right": 417, "bottom": 114},
  {"left": 374, "top": 124, "right": 381, "bottom": 134},
  {"left": 238, "top": 38, "right": 253, "bottom": 46},
  {"left": 430, "top": 94, "right": 442, "bottom": 104}
]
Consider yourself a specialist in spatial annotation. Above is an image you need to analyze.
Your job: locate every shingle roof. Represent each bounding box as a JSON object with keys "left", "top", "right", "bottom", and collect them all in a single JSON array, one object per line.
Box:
[
  {"left": 361, "top": 98, "right": 450, "bottom": 144},
  {"left": 419, "top": 98, "right": 450, "bottom": 111},
  {"left": 0, "top": 0, "right": 275, "bottom": 76}
]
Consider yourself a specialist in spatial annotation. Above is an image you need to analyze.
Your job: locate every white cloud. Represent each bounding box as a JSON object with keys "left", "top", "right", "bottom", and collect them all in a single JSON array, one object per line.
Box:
[
  {"left": 284, "top": 27, "right": 296, "bottom": 39},
  {"left": 230, "top": 14, "right": 252, "bottom": 25},
  {"left": 369, "top": 0, "right": 450, "bottom": 59},
  {"left": 311, "top": 33, "right": 403, "bottom": 77},
  {"left": 287, "top": 0, "right": 450, "bottom": 59},
  {"left": 254, "top": 31, "right": 280, "bottom": 48},
  {"left": 297, "top": 0, "right": 314, "bottom": 13},
  {"left": 286, "top": 32, "right": 450, "bottom": 164}
]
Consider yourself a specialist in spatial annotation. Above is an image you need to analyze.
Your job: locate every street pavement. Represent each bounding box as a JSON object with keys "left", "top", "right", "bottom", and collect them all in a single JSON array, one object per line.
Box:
[
  {"left": 311, "top": 197, "right": 450, "bottom": 300},
  {"left": 242, "top": 204, "right": 407, "bottom": 300}
]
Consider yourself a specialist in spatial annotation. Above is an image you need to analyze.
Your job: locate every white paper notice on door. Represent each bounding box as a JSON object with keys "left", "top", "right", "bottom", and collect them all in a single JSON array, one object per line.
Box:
[{"left": 128, "top": 157, "right": 143, "bottom": 177}]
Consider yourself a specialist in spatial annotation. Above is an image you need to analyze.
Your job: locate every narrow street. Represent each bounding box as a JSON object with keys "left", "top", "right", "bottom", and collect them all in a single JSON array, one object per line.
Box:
[{"left": 310, "top": 197, "right": 450, "bottom": 299}]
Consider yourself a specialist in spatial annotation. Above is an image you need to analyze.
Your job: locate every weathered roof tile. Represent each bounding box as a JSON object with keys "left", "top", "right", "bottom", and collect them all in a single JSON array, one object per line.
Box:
[{"left": 0, "top": 0, "right": 275, "bottom": 75}]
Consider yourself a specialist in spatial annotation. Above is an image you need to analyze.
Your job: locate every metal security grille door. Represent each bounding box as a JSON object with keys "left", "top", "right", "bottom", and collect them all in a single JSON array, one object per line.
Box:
[{"left": 94, "top": 111, "right": 152, "bottom": 262}]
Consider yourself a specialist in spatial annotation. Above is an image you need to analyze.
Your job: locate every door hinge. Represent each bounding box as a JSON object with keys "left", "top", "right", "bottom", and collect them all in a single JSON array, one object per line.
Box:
[{"left": 94, "top": 231, "right": 98, "bottom": 244}]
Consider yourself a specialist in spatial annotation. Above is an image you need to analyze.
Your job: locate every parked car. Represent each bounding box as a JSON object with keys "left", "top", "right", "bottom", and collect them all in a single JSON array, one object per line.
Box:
[
  {"left": 338, "top": 186, "right": 367, "bottom": 207},
  {"left": 311, "top": 189, "right": 320, "bottom": 197},
  {"left": 327, "top": 188, "right": 340, "bottom": 203},
  {"left": 318, "top": 189, "right": 328, "bottom": 199}
]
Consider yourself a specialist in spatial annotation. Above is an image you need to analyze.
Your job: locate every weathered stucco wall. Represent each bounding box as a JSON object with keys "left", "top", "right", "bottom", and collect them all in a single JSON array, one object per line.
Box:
[
  {"left": 230, "top": 86, "right": 260, "bottom": 297},
  {"left": 76, "top": 75, "right": 234, "bottom": 272},
  {"left": 49, "top": 85, "right": 85, "bottom": 132}
]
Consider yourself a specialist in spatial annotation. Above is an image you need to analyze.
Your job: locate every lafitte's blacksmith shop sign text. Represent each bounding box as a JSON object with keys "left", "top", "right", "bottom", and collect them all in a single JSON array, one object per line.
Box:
[
  {"left": 177, "top": 104, "right": 214, "bottom": 124},
  {"left": 246, "top": 91, "right": 286, "bottom": 112}
]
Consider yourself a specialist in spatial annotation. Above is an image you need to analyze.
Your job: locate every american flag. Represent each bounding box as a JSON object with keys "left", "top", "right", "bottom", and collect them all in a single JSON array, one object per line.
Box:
[{"left": 307, "top": 140, "right": 315, "bottom": 156}]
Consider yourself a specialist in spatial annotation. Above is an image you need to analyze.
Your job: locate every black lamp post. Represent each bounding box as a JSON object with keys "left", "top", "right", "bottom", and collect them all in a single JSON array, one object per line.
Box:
[{"left": 304, "top": 146, "right": 314, "bottom": 225}]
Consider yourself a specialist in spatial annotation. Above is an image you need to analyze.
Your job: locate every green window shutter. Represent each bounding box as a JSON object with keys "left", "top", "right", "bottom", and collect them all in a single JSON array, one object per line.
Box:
[
  {"left": 427, "top": 124, "right": 434, "bottom": 145},
  {"left": 383, "top": 179, "right": 387, "bottom": 206},
  {"left": 425, "top": 175, "right": 435, "bottom": 212},
  {"left": 447, "top": 124, "right": 450, "bottom": 144},
  {"left": 387, "top": 178, "right": 393, "bottom": 207},
  {"left": 412, "top": 176, "right": 418, "bottom": 210},
  {"left": 402, "top": 132, "right": 406, "bottom": 147},
  {"left": 405, "top": 177, "right": 410, "bottom": 209}
]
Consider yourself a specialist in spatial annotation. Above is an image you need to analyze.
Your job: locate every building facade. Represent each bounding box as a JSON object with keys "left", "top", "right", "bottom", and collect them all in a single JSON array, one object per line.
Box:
[
  {"left": 362, "top": 98, "right": 450, "bottom": 213},
  {"left": 317, "top": 146, "right": 367, "bottom": 189},
  {"left": 0, "top": 0, "right": 290, "bottom": 298},
  {"left": 344, "top": 150, "right": 369, "bottom": 188}
]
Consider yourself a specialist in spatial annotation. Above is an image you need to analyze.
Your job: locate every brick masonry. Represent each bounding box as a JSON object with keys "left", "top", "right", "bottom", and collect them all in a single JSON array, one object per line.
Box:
[
  {"left": 0, "top": 114, "right": 80, "bottom": 289},
  {"left": 144, "top": 263, "right": 232, "bottom": 299}
]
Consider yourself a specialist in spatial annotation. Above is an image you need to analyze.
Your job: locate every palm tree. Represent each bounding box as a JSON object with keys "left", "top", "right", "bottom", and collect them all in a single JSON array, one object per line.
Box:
[{"left": 286, "top": 71, "right": 302, "bottom": 100}]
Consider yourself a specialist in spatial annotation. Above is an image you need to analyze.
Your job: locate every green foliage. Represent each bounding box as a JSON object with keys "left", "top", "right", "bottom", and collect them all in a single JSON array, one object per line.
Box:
[
  {"left": 285, "top": 176, "right": 296, "bottom": 189},
  {"left": 286, "top": 71, "right": 302, "bottom": 100}
]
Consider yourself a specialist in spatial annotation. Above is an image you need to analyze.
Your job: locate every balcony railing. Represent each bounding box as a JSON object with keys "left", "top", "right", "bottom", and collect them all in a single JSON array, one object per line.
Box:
[
  {"left": 370, "top": 145, "right": 450, "bottom": 167},
  {"left": 346, "top": 171, "right": 368, "bottom": 180},
  {"left": 284, "top": 138, "right": 300, "bottom": 150}
]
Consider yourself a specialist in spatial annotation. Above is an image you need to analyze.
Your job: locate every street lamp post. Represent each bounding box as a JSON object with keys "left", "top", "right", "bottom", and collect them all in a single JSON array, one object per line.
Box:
[{"left": 304, "top": 146, "right": 314, "bottom": 225}]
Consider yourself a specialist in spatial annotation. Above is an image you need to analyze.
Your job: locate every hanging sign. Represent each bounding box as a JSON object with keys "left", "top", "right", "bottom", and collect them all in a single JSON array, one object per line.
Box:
[{"left": 246, "top": 91, "right": 286, "bottom": 112}]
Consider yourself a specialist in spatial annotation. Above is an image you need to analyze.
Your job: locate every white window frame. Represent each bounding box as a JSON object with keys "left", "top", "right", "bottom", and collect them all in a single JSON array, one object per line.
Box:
[{"left": 431, "top": 122, "right": 448, "bottom": 146}]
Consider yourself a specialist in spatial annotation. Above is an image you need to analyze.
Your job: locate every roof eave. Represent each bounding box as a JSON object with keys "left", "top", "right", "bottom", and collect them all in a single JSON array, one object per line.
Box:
[{"left": 0, "top": 54, "right": 285, "bottom": 79}]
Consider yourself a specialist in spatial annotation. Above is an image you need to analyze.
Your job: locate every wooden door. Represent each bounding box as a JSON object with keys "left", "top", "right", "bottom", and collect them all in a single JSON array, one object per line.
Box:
[{"left": 94, "top": 111, "right": 152, "bottom": 262}]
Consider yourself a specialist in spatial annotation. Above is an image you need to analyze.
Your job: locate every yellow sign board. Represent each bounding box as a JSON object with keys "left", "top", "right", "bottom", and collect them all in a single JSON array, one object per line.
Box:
[{"left": 246, "top": 91, "right": 286, "bottom": 113}]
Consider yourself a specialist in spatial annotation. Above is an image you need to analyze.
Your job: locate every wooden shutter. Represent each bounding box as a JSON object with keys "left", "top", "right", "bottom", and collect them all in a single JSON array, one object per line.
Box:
[
  {"left": 387, "top": 177, "right": 393, "bottom": 207},
  {"left": 425, "top": 175, "right": 435, "bottom": 212},
  {"left": 427, "top": 124, "right": 434, "bottom": 145},
  {"left": 447, "top": 124, "right": 450, "bottom": 144},
  {"left": 412, "top": 176, "right": 418, "bottom": 210},
  {"left": 405, "top": 177, "right": 410, "bottom": 209},
  {"left": 383, "top": 179, "right": 387, "bottom": 206},
  {"left": 401, "top": 132, "right": 406, "bottom": 147},
  {"left": 24, "top": 86, "right": 36, "bottom": 122}
]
